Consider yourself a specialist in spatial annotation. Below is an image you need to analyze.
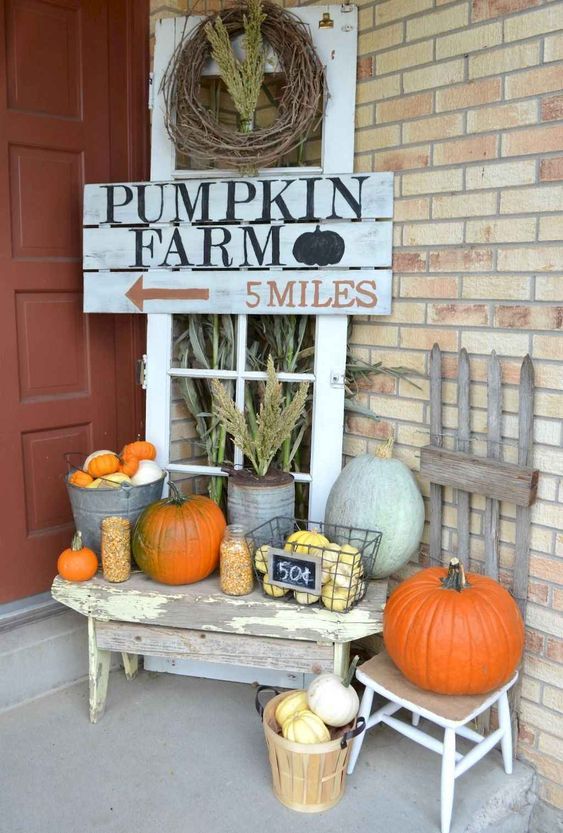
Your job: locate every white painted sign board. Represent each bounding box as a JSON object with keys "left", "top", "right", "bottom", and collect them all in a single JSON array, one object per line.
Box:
[{"left": 83, "top": 172, "right": 393, "bottom": 315}]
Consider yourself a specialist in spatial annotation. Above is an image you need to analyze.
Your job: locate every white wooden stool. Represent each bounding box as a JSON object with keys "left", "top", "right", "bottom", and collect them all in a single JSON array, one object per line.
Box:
[{"left": 347, "top": 652, "right": 517, "bottom": 833}]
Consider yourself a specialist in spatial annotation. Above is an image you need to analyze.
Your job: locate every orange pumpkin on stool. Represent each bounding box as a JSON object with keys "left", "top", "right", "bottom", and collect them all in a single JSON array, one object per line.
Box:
[{"left": 383, "top": 558, "right": 524, "bottom": 695}]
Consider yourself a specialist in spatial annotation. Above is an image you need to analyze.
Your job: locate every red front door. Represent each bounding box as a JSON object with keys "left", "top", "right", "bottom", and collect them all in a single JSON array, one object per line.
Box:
[{"left": 0, "top": 0, "right": 148, "bottom": 602}]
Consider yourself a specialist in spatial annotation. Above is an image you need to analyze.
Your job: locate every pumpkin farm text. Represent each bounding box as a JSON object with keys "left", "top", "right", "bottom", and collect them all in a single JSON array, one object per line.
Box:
[{"left": 83, "top": 172, "right": 393, "bottom": 316}]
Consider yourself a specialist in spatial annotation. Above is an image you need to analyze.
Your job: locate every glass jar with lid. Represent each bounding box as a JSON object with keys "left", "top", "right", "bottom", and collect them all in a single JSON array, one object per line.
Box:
[{"left": 220, "top": 525, "right": 254, "bottom": 596}]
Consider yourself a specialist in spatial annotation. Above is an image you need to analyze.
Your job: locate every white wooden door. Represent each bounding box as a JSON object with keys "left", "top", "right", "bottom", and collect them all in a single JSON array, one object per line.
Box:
[{"left": 147, "top": 5, "right": 358, "bottom": 522}]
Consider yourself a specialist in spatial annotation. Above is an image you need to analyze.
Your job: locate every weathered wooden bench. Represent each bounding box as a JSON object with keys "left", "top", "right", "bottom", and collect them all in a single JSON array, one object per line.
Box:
[{"left": 51, "top": 571, "right": 386, "bottom": 723}]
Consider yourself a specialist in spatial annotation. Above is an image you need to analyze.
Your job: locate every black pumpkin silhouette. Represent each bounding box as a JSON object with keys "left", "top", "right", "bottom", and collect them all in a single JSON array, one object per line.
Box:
[{"left": 292, "top": 225, "right": 346, "bottom": 266}]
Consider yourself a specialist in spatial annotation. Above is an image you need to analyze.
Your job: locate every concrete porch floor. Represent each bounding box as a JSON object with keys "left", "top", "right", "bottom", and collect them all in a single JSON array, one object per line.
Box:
[{"left": 0, "top": 668, "right": 536, "bottom": 833}]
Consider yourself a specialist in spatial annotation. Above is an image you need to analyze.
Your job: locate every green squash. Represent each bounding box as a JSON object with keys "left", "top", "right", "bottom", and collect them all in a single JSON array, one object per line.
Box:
[{"left": 325, "top": 438, "right": 425, "bottom": 579}]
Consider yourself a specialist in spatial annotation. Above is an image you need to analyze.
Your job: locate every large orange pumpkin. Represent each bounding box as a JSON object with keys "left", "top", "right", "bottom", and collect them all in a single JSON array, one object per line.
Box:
[
  {"left": 383, "top": 558, "right": 524, "bottom": 695},
  {"left": 132, "top": 483, "right": 226, "bottom": 585}
]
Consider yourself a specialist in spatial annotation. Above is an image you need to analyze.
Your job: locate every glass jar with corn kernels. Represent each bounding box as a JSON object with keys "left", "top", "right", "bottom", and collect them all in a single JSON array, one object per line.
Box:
[{"left": 220, "top": 525, "right": 254, "bottom": 596}]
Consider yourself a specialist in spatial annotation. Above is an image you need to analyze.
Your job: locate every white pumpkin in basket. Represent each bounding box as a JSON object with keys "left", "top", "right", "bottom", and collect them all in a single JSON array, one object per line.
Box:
[{"left": 307, "top": 657, "right": 360, "bottom": 728}]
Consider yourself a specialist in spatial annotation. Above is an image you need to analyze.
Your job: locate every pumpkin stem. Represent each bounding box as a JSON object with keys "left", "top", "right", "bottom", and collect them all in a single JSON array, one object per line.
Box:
[
  {"left": 343, "top": 654, "right": 360, "bottom": 687},
  {"left": 167, "top": 480, "right": 186, "bottom": 505},
  {"left": 71, "top": 531, "right": 83, "bottom": 551},
  {"left": 441, "top": 557, "right": 470, "bottom": 591},
  {"left": 374, "top": 436, "right": 394, "bottom": 459}
]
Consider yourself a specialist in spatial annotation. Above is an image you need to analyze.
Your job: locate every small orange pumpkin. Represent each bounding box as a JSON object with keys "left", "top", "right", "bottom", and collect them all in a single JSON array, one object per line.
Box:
[
  {"left": 122, "top": 440, "right": 156, "bottom": 461},
  {"left": 88, "top": 453, "right": 120, "bottom": 478},
  {"left": 119, "top": 455, "right": 139, "bottom": 477},
  {"left": 57, "top": 532, "right": 98, "bottom": 582},
  {"left": 384, "top": 558, "right": 525, "bottom": 695},
  {"left": 69, "top": 470, "right": 94, "bottom": 488}
]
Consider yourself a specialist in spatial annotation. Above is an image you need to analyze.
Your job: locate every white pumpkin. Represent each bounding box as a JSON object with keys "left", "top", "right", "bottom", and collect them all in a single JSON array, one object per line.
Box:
[
  {"left": 131, "top": 459, "right": 164, "bottom": 486},
  {"left": 307, "top": 660, "right": 360, "bottom": 728},
  {"left": 324, "top": 437, "right": 425, "bottom": 579}
]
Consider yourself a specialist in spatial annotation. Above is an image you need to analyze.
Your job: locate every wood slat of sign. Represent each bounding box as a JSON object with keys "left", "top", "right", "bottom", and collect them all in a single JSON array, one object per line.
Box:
[
  {"left": 83, "top": 220, "right": 393, "bottom": 271},
  {"left": 419, "top": 447, "right": 538, "bottom": 507},
  {"left": 429, "top": 344, "right": 443, "bottom": 565},
  {"left": 457, "top": 348, "right": 470, "bottom": 570},
  {"left": 83, "top": 269, "right": 393, "bottom": 315},
  {"left": 83, "top": 173, "right": 394, "bottom": 225},
  {"left": 484, "top": 351, "right": 502, "bottom": 580},
  {"left": 95, "top": 620, "right": 334, "bottom": 673}
]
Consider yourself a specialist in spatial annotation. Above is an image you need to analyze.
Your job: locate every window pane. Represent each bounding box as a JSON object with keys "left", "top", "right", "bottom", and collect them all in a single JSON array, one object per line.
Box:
[
  {"left": 175, "top": 76, "right": 323, "bottom": 172},
  {"left": 172, "top": 314, "right": 238, "bottom": 371},
  {"left": 169, "top": 471, "right": 217, "bottom": 499},
  {"left": 242, "top": 379, "right": 311, "bottom": 476},
  {"left": 246, "top": 314, "right": 315, "bottom": 373}
]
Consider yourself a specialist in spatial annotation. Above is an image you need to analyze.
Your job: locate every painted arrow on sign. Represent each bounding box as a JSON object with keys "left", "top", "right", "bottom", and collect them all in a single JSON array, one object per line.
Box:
[{"left": 125, "top": 276, "right": 210, "bottom": 311}]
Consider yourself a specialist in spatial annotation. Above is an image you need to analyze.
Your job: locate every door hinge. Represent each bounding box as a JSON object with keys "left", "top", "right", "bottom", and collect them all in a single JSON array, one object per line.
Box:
[
  {"left": 136, "top": 355, "right": 147, "bottom": 389},
  {"left": 148, "top": 72, "right": 154, "bottom": 110}
]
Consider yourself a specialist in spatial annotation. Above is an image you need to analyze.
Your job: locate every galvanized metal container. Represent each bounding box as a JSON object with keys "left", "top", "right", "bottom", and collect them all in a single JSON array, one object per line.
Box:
[
  {"left": 66, "top": 475, "right": 165, "bottom": 554},
  {"left": 227, "top": 470, "right": 294, "bottom": 534}
]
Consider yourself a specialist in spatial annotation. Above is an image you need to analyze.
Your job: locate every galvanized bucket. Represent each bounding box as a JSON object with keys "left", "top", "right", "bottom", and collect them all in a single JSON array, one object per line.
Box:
[
  {"left": 227, "top": 470, "right": 294, "bottom": 534},
  {"left": 66, "top": 474, "right": 165, "bottom": 554}
]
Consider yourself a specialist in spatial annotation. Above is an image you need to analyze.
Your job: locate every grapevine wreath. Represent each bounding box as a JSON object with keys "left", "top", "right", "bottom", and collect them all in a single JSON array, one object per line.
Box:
[{"left": 162, "top": 1, "right": 326, "bottom": 171}]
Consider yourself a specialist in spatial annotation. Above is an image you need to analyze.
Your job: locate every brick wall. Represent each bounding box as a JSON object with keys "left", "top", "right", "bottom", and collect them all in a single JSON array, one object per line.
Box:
[{"left": 149, "top": 0, "right": 563, "bottom": 813}]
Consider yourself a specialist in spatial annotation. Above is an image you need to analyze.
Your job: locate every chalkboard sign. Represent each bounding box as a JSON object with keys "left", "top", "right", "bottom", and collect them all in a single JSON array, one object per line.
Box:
[{"left": 267, "top": 547, "right": 322, "bottom": 595}]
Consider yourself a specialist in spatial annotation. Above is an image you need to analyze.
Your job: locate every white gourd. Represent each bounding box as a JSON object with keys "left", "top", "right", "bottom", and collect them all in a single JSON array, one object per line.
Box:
[
  {"left": 325, "top": 437, "right": 424, "bottom": 579},
  {"left": 307, "top": 657, "right": 360, "bottom": 728},
  {"left": 282, "top": 709, "right": 331, "bottom": 744},
  {"left": 275, "top": 690, "right": 308, "bottom": 727},
  {"left": 294, "top": 590, "right": 320, "bottom": 605},
  {"left": 130, "top": 459, "right": 164, "bottom": 486},
  {"left": 254, "top": 545, "right": 269, "bottom": 574}
]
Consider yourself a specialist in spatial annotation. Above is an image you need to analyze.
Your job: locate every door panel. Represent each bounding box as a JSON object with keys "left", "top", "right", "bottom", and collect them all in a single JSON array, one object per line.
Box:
[{"left": 0, "top": 0, "right": 148, "bottom": 602}]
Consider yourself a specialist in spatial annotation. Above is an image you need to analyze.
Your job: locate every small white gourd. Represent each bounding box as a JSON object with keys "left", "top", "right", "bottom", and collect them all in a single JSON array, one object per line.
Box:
[
  {"left": 307, "top": 656, "right": 360, "bottom": 728},
  {"left": 130, "top": 459, "right": 164, "bottom": 485},
  {"left": 275, "top": 690, "right": 308, "bottom": 727},
  {"left": 254, "top": 545, "right": 269, "bottom": 574},
  {"left": 294, "top": 590, "right": 320, "bottom": 605},
  {"left": 282, "top": 709, "right": 331, "bottom": 744}
]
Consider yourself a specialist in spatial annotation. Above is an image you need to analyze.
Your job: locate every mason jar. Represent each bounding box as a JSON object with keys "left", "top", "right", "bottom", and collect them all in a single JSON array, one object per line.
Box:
[{"left": 220, "top": 525, "right": 254, "bottom": 596}]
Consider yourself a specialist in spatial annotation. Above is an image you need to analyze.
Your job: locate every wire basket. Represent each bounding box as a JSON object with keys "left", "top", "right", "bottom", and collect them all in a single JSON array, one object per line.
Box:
[{"left": 246, "top": 517, "right": 382, "bottom": 613}]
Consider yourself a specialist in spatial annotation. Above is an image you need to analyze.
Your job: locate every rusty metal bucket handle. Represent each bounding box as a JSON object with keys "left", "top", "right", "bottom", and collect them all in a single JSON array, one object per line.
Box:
[
  {"left": 255, "top": 686, "right": 280, "bottom": 720},
  {"left": 340, "top": 716, "right": 365, "bottom": 749}
]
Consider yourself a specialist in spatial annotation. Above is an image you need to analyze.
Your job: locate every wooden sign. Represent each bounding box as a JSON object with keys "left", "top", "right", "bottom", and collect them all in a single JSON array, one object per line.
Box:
[
  {"left": 267, "top": 547, "right": 322, "bottom": 595},
  {"left": 83, "top": 172, "right": 393, "bottom": 316}
]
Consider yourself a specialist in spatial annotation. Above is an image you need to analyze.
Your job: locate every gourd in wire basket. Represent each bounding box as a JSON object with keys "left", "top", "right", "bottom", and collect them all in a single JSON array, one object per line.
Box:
[{"left": 246, "top": 517, "right": 382, "bottom": 613}]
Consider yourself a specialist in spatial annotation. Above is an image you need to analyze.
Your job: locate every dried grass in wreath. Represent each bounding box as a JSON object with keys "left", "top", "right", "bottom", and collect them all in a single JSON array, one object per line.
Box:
[{"left": 162, "top": 1, "right": 325, "bottom": 171}]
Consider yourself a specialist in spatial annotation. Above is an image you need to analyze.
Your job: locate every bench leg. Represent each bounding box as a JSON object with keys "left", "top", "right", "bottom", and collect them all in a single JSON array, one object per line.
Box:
[
  {"left": 88, "top": 617, "right": 111, "bottom": 724},
  {"left": 121, "top": 653, "right": 139, "bottom": 680},
  {"left": 441, "top": 728, "right": 456, "bottom": 833},
  {"left": 333, "top": 642, "right": 350, "bottom": 678},
  {"left": 498, "top": 691, "right": 513, "bottom": 774}
]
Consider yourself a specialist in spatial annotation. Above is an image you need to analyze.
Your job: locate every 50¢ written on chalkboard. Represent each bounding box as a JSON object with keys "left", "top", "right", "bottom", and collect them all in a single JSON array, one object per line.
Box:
[{"left": 267, "top": 547, "right": 322, "bottom": 595}]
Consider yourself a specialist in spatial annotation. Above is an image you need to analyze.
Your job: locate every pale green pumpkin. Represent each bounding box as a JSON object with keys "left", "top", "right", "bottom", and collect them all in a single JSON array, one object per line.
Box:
[{"left": 325, "top": 438, "right": 425, "bottom": 579}]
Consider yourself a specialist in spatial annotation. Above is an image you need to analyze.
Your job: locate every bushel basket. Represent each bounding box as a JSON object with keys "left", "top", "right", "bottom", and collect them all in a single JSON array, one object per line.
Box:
[{"left": 256, "top": 687, "right": 364, "bottom": 813}]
